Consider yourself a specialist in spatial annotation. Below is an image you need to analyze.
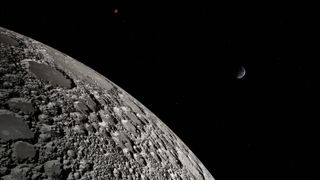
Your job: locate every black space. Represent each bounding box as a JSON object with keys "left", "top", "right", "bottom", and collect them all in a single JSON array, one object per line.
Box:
[{"left": 1, "top": 2, "right": 318, "bottom": 180}]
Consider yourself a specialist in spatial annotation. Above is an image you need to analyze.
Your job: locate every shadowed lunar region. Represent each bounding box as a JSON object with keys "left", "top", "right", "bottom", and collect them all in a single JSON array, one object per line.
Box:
[{"left": 0, "top": 27, "right": 214, "bottom": 179}]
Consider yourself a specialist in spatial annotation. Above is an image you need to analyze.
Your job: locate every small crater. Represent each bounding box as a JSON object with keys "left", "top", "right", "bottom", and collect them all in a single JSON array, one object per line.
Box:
[
  {"left": 7, "top": 97, "right": 35, "bottom": 114},
  {"left": 12, "top": 141, "right": 36, "bottom": 162}
]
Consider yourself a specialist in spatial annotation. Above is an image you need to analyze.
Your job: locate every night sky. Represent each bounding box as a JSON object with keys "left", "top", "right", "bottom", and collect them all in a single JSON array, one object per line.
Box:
[{"left": 1, "top": 2, "right": 317, "bottom": 180}]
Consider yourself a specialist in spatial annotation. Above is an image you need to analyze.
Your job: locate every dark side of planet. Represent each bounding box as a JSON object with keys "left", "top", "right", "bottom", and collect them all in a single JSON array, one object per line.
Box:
[{"left": 0, "top": 27, "right": 215, "bottom": 179}]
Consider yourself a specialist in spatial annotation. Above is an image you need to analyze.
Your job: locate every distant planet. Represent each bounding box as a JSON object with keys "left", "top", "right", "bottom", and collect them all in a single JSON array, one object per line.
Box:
[
  {"left": 236, "top": 66, "right": 246, "bottom": 79},
  {"left": 0, "top": 27, "right": 214, "bottom": 180}
]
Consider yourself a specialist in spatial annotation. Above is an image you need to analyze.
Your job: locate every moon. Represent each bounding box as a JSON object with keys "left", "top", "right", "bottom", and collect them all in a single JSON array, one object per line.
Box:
[
  {"left": 0, "top": 27, "right": 215, "bottom": 179},
  {"left": 236, "top": 66, "right": 246, "bottom": 79}
]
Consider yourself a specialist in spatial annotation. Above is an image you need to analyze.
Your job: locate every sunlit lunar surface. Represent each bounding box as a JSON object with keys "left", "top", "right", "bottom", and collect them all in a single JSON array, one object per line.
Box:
[{"left": 0, "top": 27, "right": 215, "bottom": 180}]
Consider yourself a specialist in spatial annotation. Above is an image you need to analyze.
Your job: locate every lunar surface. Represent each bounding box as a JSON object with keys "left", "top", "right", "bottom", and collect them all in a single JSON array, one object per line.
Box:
[{"left": 0, "top": 27, "right": 214, "bottom": 180}]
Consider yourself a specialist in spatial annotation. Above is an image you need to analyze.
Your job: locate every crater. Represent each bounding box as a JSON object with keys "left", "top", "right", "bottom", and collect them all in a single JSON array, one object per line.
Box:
[
  {"left": 0, "top": 110, "right": 34, "bottom": 142},
  {"left": 27, "top": 61, "right": 74, "bottom": 89}
]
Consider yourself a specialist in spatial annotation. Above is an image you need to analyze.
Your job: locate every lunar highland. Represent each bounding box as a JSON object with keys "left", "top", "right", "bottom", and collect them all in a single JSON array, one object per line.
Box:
[{"left": 0, "top": 27, "right": 214, "bottom": 180}]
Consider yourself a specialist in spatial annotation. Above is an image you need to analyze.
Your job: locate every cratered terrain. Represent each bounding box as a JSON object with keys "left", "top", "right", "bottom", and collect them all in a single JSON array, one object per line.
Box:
[{"left": 0, "top": 27, "right": 214, "bottom": 180}]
